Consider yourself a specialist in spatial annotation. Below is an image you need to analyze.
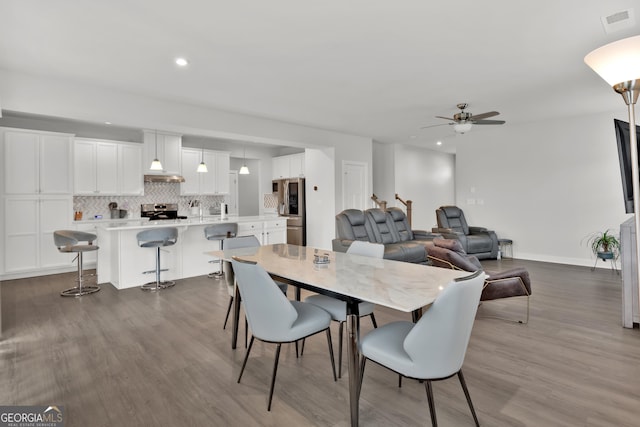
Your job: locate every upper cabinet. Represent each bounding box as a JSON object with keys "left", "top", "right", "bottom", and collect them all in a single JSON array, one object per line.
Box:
[
  {"left": 180, "top": 148, "right": 230, "bottom": 195},
  {"left": 3, "top": 128, "right": 73, "bottom": 195},
  {"left": 143, "top": 130, "right": 182, "bottom": 175},
  {"left": 272, "top": 153, "right": 305, "bottom": 179},
  {"left": 74, "top": 138, "right": 143, "bottom": 196}
]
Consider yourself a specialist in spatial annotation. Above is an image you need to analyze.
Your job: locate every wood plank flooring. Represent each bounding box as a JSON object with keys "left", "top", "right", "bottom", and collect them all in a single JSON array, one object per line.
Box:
[{"left": 1, "top": 258, "right": 639, "bottom": 426}]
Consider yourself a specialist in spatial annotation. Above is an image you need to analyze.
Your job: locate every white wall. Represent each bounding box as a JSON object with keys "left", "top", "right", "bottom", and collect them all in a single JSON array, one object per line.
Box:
[
  {"left": 392, "top": 145, "right": 455, "bottom": 231},
  {"left": 305, "top": 148, "right": 336, "bottom": 249},
  {"left": 455, "top": 111, "right": 630, "bottom": 266}
]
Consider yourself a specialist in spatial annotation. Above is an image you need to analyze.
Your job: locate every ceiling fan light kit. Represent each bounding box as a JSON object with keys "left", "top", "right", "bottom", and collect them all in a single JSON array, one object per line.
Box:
[{"left": 453, "top": 122, "right": 473, "bottom": 134}]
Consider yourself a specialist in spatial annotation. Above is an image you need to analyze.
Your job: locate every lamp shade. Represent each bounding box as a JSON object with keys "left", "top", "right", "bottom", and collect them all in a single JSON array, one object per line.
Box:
[
  {"left": 197, "top": 161, "right": 208, "bottom": 173},
  {"left": 239, "top": 165, "right": 250, "bottom": 175},
  {"left": 453, "top": 122, "right": 473, "bottom": 134},
  {"left": 150, "top": 159, "right": 163, "bottom": 171},
  {"left": 584, "top": 35, "right": 640, "bottom": 86}
]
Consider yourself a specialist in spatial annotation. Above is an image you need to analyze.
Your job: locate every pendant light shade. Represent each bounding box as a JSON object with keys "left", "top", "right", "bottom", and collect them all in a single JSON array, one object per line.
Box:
[
  {"left": 239, "top": 145, "right": 250, "bottom": 175},
  {"left": 197, "top": 146, "right": 208, "bottom": 173},
  {"left": 149, "top": 130, "right": 163, "bottom": 171}
]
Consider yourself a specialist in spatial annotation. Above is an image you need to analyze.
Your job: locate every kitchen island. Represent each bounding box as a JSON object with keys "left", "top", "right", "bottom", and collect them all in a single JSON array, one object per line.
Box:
[{"left": 96, "top": 215, "right": 286, "bottom": 289}]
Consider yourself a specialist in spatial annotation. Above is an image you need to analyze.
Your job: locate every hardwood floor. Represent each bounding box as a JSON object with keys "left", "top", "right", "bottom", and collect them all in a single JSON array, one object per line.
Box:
[{"left": 1, "top": 259, "right": 639, "bottom": 426}]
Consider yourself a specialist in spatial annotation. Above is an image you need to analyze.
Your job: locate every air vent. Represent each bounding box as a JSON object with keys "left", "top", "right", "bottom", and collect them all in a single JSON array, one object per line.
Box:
[{"left": 601, "top": 8, "right": 635, "bottom": 34}]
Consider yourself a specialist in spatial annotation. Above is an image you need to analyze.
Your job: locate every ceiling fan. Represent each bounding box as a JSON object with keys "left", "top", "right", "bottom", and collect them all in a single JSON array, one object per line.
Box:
[{"left": 422, "top": 103, "right": 506, "bottom": 134}]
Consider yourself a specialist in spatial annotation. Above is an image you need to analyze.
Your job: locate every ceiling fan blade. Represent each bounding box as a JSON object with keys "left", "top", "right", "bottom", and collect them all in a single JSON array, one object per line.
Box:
[
  {"left": 473, "top": 119, "right": 506, "bottom": 125},
  {"left": 470, "top": 111, "right": 499, "bottom": 120},
  {"left": 420, "top": 123, "right": 451, "bottom": 129},
  {"left": 435, "top": 115, "right": 455, "bottom": 121}
]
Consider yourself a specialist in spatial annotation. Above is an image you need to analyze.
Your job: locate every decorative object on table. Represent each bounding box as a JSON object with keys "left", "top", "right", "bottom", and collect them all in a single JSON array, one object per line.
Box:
[
  {"left": 313, "top": 252, "right": 330, "bottom": 265},
  {"left": 584, "top": 229, "right": 620, "bottom": 273}
]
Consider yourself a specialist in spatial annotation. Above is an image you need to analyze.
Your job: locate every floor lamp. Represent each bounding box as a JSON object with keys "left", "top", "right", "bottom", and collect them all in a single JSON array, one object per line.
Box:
[{"left": 585, "top": 35, "right": 640, "bottom": 322}]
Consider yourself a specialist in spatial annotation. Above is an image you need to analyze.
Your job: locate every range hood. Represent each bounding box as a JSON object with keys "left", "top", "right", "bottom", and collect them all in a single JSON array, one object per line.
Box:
[{"left": 144, "top": 174, "right": 185, "bottom": 183}]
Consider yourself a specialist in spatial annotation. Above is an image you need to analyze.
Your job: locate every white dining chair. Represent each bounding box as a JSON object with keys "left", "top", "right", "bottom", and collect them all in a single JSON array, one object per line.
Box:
[
  {"left": 232, "top": 257, "right": 337, "bottom": 411},
  {"left": 304, "top": 240, "right": 384, "bottom": 377},
  {"left": 359, "top": 270, "right": 486, "bottom": 426}
]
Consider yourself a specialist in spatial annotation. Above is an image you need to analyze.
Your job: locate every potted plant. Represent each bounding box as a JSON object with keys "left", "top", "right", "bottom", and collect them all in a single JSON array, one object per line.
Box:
[{"left": 585, "top": 230, "right": 620, "bottom": 260}]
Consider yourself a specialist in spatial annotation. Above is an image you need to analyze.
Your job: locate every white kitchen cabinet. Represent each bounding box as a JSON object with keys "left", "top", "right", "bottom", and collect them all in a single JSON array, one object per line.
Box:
[
  {"left": 272, "top": 153, "right": 305, "bottom": 179},
  {"left": 143, "top": 130, "right": 182, "bottom": 175},
  {"left": 263, "top": 218, "right": 287, "bottom": 245},
  {"left": 180, "top": 148, "right": 229, "bottom": 195},
  {"left": 4, "top": 195, "right": 73, "bottom": 274},
  {"left": 118, "top": 143, "right": 144, "bottom": 195},
  {"left": 3, "top": 128, "right": 73, "bottom": 195},
  {"left": 74, "top": 138, "right": 143, "bottom": 196}
]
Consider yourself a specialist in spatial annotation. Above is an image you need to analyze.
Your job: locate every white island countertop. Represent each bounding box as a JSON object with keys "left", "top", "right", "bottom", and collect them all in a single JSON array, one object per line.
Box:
[{"left": 95, "top": 215, "right": 281, "bottom": 231}]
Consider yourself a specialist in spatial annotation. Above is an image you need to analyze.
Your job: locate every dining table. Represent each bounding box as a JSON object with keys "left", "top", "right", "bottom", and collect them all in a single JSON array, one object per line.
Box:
[{"left": 207, "top": 243, "right": 469, "bottom": 427}]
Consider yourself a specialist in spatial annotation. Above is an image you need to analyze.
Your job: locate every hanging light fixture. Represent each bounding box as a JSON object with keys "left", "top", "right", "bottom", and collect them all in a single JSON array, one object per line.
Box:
[
  {"left": 149, "top": 130, "right": 163, "bottom": 171},
  {"left": 239, "top": 145, "right": 250, "bottom": 175},
  {"left": 197, "top": 146, "right": 208, "bottom": 173}
]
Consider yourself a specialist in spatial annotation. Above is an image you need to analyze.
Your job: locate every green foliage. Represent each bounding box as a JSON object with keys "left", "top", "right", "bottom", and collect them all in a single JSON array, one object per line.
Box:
[{"left": 585, "top": 230, "right": 620, "bottom": 258}]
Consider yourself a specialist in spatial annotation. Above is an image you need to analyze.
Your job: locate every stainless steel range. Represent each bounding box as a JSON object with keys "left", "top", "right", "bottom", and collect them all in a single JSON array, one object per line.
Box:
[{"left": 141, "top": 203, "right": 187, "bottom": 221}]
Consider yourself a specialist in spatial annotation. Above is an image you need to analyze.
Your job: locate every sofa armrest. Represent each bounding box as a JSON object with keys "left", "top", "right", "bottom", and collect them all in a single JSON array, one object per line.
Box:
[
  {"left": 332, "top": 238, "right": 353, "bottom": 253},
  {"left": 468, "top": 226, "right": 489, "bottom": 234},
  {"left": 413, "top": 229, "right": 441, "bottom": 240}
]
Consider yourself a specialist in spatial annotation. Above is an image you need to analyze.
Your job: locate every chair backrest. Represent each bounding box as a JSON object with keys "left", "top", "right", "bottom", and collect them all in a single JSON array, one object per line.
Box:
[
  {"left": 335, "top": 209, "right": 373, "bottom": 242},
  {"left": 204, "top": 223, "right": 238, "bottom": 241},
  {"left": 436, "top": 206, "right": 469, "bottom": 235},
  {"left": 347, "top": 240, "right": 384, "bottom": 258},
  {"left": 54, "top": 230, "right": 96, "bottom": 248},
  {"left": 365, "top": 208, "right": 400, "bottom": 244},
  {"left": 222, "top": 235, "right": 260, "bottom": 250},
  {"left": 137, "top": 227, "right": 178, "bottom": 247},
  {"left": 427, "top": 239, "right": 482, "bottom": 272},
  {"left": 403, "top": 271, "right": 485, "bottom": 379},
  {"left": 231, "top": 258, "right": 298, "bottom": 341},
  {"left": 386, "top": 207, "right": 414, "bottom": 241}
]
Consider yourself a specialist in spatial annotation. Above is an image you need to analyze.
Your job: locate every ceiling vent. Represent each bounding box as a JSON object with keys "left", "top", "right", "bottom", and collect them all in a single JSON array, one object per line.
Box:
[{"left": 601, "top": 8, "right": 635, "bottom": 34}]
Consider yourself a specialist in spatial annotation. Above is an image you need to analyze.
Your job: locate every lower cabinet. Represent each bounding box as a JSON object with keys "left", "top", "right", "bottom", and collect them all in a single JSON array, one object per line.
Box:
[
  {"left": 237, "top": 218, "right": 286, "bottom": 244},
  {"left": 3, "top": 195, "right": 73, "bottom": 275}
]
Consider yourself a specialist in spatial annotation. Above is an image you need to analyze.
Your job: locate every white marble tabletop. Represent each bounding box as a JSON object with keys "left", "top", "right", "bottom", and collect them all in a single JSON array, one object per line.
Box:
[
  {"left": 208, "top": 243, "right": 470, "bottom": 313},
  {"left": 97, "top": 215, "right": 281, "bottom": 231}
]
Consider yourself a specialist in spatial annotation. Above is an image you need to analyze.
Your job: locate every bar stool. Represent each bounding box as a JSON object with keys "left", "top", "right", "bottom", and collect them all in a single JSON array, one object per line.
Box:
[
  {"left": 137, "top": 227, "right": 178, "bottom": 291},
  {"left": 204, "top": 223, "right": 238, "bottom": 278},
  {"left": 54, "top": 230, "right": 100, "bottom": 297}
]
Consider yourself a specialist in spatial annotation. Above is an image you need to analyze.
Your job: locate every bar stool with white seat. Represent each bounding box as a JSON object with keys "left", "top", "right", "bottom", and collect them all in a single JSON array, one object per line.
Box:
[
  {"left": 204, "top": 222, "right": 238, "bottom": 278},
  {"left": 136, "top": 227, "right": 178, "bottom": 291},
  {"left": 54, "top": 230, "right": 100, "bottom": 297}
]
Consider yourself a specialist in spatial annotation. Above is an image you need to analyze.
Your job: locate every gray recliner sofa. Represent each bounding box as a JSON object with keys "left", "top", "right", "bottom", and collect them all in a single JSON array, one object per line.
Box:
[
  {"left": 332, "top": 207, "right": 440, "bottom": 263},
  {"left": 432, "top": 205, "right": 499, "bottom": 259}
]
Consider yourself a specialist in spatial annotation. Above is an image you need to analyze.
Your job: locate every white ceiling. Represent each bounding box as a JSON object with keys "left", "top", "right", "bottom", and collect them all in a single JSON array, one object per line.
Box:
[{"left": 0, "top": 0, "right": 638, "bottom": 153}]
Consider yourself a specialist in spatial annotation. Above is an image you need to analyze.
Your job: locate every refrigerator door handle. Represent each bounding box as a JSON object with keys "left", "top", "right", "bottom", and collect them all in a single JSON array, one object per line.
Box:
[{"left": 284, "top": 180, "right": 289, "bottom": 215}]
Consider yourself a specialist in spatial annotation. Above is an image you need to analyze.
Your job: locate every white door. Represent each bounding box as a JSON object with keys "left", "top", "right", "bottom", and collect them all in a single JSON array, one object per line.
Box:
[
  {"left": 342, "top": 161, "right": 368, "bottom": 210},
  {"left": 227, "top": 170, "right": 239, "bottom": 215}
]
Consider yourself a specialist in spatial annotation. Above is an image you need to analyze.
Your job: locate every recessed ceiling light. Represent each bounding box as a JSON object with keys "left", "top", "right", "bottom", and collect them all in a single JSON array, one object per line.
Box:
[
  {"left": 175, "top": 58, "right": 189, "bottom": 67},
  {"left": 436, "top": 141, "right": 442, "bottom": 146},
  {"left": 104, "top": 121, "right": 112, "bottom": 125},
  {"left": 409, "top": 135, "right": 417, "bottom": 139}
]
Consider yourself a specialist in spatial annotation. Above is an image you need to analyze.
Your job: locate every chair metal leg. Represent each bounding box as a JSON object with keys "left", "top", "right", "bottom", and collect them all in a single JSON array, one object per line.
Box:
[
  {"left": 141, "top": 247, "right": 175, "bottom": 291},
  {"left": 223, "top": 296, "right": 233, "bottom": 329},
  {"left": 358, "top": 357, "right": 366, "bottom": 399},
  {"left": 300, "top": 338, "right": 305, "bottom": 356},
  {"left": 398, "top": 374, "right": 402, "bottom": 388},
  {"left": 61, "top": 252, "right": 100, "bottom": 297},
  {"left": 267, "top": 344, "right": 282, "bottom": 411},
  {"left": 458, "top": 370, "right": 480, "bottom": 426},
  {"left": 326, "top": 328, "right": 337, "bottom": 381},
  {"left": 338, "top": 321, "right": 344, "bottom": 378},
  {"left": 425, "top": 380, "right": 438, "bottom": 427},
  {"left": 295, "top": 340, "right": 299, "bottom": 358},
  {"left": 245, "top": 317, "right": 248, "bottom": 348},
  {"left": 238, "top": 336, "right": 255, "bottom": 384},
  {"left": 369, "top": 312, "right": 378, "bottom": 328}
]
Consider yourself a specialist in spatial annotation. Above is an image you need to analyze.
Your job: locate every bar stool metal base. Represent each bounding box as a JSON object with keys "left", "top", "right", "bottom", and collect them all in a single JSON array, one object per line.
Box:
[
  {"left": 141, "top": 280, "right": 176, "bottom": 291},
  {"left": 61, "top": 285, "right": 100, "bottom": 297}
]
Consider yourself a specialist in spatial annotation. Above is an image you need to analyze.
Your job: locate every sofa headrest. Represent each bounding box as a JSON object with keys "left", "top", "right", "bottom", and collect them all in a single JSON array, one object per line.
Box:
[
  {"left": 366, "top": 208, "right": 387, "bottom": 224},
  {"left": 441, "top": 205, "right": 463, "bottom": 218},
  {"left": 340, "top": 209, "right": 366, "bottom": 226},
  {"left": 428, "top": 244, "right": 481, "bottom": 273}
]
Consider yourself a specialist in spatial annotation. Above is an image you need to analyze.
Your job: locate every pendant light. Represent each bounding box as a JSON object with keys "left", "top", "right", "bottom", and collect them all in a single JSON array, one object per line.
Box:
[
  {"left": 149, "top": 130, "right": 163, "bottom": 171},
  {"left": 197, "top": 146, "right": 208, "bottom": 173},
  {"left": 239, "top": 145, "right": 250, "bottom": 175}
]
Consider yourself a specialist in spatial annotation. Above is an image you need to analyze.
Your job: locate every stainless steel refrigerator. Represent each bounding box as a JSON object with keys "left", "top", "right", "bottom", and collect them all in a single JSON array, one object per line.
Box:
[{"left": 272, "top": 178, "right": 306, "bottom": 246}]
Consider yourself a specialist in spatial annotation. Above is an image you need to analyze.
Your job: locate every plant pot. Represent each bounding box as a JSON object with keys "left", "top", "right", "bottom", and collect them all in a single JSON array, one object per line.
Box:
[{"left": 597, "top": 251, "right": 615, "bottom": 260}]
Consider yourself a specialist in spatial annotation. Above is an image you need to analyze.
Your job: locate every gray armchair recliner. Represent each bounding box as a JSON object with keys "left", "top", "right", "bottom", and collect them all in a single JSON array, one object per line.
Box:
[{"left": 432, "top": 205, "right": 499, "bottom": 259}]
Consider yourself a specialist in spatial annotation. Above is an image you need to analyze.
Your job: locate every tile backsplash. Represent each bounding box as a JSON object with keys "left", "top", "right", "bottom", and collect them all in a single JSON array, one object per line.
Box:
[{"left": 74, "top": 182, "right": 227, "bottom": 219}]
